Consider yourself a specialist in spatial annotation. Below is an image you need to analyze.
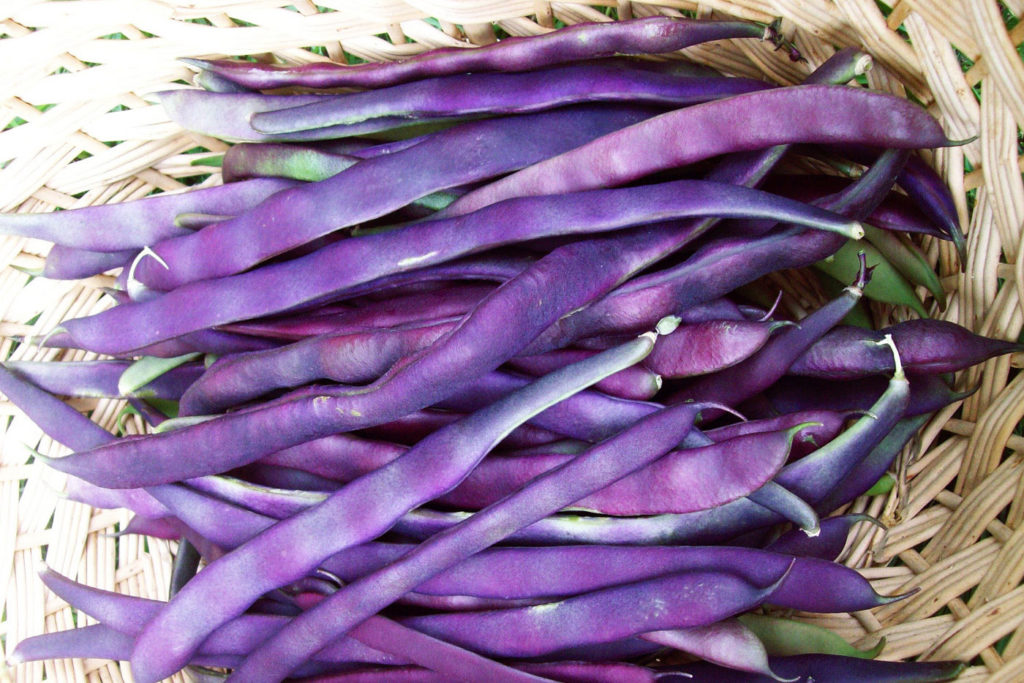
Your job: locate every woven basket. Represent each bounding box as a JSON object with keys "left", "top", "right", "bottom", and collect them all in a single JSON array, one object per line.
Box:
[{"left": 2, "top": 1, "right": 1023, "bottom": 681}]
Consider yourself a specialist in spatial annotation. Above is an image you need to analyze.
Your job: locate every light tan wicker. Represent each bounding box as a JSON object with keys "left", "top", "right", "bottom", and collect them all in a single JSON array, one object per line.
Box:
[{"left": 1, "top": 1, "right": 1022, "bottom": 681}]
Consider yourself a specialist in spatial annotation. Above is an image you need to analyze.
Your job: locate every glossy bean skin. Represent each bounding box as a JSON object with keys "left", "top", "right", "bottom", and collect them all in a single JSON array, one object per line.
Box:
[
  {"left": 128, "top": 333, "right": 665, "bottom": 682},
  {"left": 186, "top": 18, "right": 768, "bottom": 90}
]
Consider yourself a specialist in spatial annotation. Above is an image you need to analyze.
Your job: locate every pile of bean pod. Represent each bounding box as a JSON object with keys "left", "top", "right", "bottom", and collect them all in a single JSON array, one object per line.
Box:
[{"left": 3, "top": 16, "right": 1019, "bottom": 683}]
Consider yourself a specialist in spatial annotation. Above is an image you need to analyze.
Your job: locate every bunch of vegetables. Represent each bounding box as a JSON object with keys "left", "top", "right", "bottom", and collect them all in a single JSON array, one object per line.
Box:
[{"left": 2, "top": 15, "right": 1018, "bottom": 682}]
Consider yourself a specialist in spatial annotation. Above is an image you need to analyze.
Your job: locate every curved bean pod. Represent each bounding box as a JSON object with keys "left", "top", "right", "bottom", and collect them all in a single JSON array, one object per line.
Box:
[
  {"left": 130, "top": 105, "right": 656, "bottom": 291},
  {"left": 251, "top": 63, "right": 771, "bottom": 135},
  {"left": 128, "top": 329, "right": 667, "bottom": 681},
  {"left": 0, "top": 177, "right": 298, "bottom": 252},
  {"left": 444, "top": 85, "right": 951, "bottom": 217},
  {"left": 185, "top": 17, "right": 767, "bottom": 90}
]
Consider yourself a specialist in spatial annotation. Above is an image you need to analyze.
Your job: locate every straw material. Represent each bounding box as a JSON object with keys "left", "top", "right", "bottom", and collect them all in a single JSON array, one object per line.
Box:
[{"left": 1, "top": 1, "right": 1022, "bottom": 680}]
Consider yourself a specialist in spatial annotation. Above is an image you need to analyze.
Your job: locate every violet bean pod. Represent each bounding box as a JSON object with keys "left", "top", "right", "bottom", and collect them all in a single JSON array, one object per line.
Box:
[
  {"left": 129, "top": 105, "right": 658, "bottom": 291},
  {"left": 0, "top": 177, "right": 299, "bottom": 252},
  {"left": 185, "top": 17, "right": 768, "bottom": 90},
  {"left": 128, "top": 325, "right": 672, "bottom": 681},
  {"left": 249, "top": 63, "right": 771, "bottom": 135},
  {"left": 75, "top": 174, "right": 864, "bottom": 354}
]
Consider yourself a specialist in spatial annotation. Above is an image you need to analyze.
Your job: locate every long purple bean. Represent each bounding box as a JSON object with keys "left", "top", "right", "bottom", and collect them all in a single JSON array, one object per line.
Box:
[
  {"left": 789, "top": 319, "right": 1024, "bottom": 378},
  {"left": 129, "top": 105, "right": 657, "bottom": 291},
  {"left": 41, "top": 245, "right": 135, "bottom": 279},
  {"left": 644, "top": 318, "right": 790, "bottom": 378},
  {"left": 674, "top": 653, "right": 964, "bottom": 682},
  {"left": 665, "top": 258, "right": 868, "bottom": 412},
  {"left": 444, "top": 85, "right": 951, "bottom": 217},
  {"left": 0, "top": 177, "right": 298, "bottom": 251},
  {"left": 185, "top": 17, "right": 768, "bottom": 90},
  {"left": 5, "top": 360, "right": 202, "bottom": 400},
  {"left": 761, "top": 373, "right": 971, "bottom": 419},
  {"left": 508, "top": 349, "right": 662, "bottom": 400},
  {"left": 250, "top": 63, "right": 771, "bottom": 135},
  {"left": 93, "top": 174, "right": 864, "bottom": 350},
  {"left": 127, "top": 327, "right": 670, "bottom": 681},
  {"left": 436, "top": 427, "right": 797, "bottom": 515},
  {"left": 317, "top": 543, "right": 898, "bottom": 614},
  {"left": 385, "top": 570, "right": 784, "bottom": 663}
]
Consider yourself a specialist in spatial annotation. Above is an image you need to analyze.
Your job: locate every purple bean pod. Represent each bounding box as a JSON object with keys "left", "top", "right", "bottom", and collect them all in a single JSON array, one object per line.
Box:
[
  {"left": 131, "top": 105, "right": 658, "bottom": 291},
  {"left": 0, "top": 177, "right": 298, "bottom": 252},
  {"left": 41, "top": 245, "right": 135, "bottom": 279},
  {"left": 127, "top": 328, "right": 670, "bottom": 681},
  {"left": 644, "top": 319, "right": 791, "bottom": 378},
  {"left": 186, "top": 17, "right": 768, "bottom": 90},
  {"left": 250, "top": 63, "right": 771, "bottom": 135},
  {"left": 509, "top": 349, "right": 662, "bottom": 400},
  {"left": 669, "top": 653, "right": 964, "bottom": 682},
  {"left": 789, "top": 320, "right": 1024, "bottom": 378},
  {"left": 444, "top": 85, "right": 951, "bottom": 217}
]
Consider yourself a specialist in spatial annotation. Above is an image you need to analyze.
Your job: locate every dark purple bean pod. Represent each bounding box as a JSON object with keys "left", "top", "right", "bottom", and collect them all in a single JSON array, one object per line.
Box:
[
  {"left": 669, "top": 653, "right": 964, "bottom": 682},
  {"left": 117, "top": 514, "right": 186, "bottom": 540},
  {"left": 233, "top": 462, "right": 340, "bottom": 491},
  {"left": 776, "top": 338, "right": 910, "bottom": 500},
  {"left": 644, "top": 319, "right": 791, "bottom": 378},
  {"left": 218, "top": 287, "right": 488, "bottom": 341},
  {"left": 826, "top": 144, "right": 967, "bottom": 263},
  {"left": 814, "top": 413, "right": 932, "bottom": 514},
  {"left": 35, "top": 571, "right": 539, "bottom": 682},
  {"left": 179, "top": 320, "right": 455, "bottom": 415},
  {"left": 360, "top": 409, "right": 566, "bottom": 449},
  {"left": 789, "top": 319, "right": 1024, "bottom": 378},
  {"left": 36, "top": 568, "right": 400, "bottom": 665},
  {"left": 299, "top": 662, "right": 656, "bottom": 682},
  {"left": 675, "top": 297, "right": 749, "bottom": 323},
  {"left": 185, "top": 17, "right": 767, "bottom": 90},
  {"left": 146, "top": 483, "right": 272, "bottom": 549},
  {"left": 62, "top": 477, "right": 170, "bottom": 520},
  {"left": 702, "top": 409, "right": 851, "bottom": 460},
  {"left": 0, "top": 364, "right": 171, "bottom": 519},
  {"left": 130, "top": 105, "right": 658, "bottom": 291},
  {"left": 127, "top": 329, "right": 669, "bottom": 681},
  {"left": 761, "top": 373, "right": 972, "bottom": 419},
  {"left": 5, "top": 360, "right": 202, "bottom": 399},
  {"left": 322, "top": 252, "right": 532, "bottom": 304},
  {"left": 745, "top": 482, "right": 820, "bottom": 536},
  {"left": 522, "top": 227, "right": 847, "bottom": 356},
  {"left": 435, "top": 426, "right": 799, "bottom": 515},
  {"left": 7, "top": 623, "right": 237, "bottom": 670},
  {"left": 549, "top": 144, "right": 905, "bottom": 354},
  {"left": 508, "top": 349, "right": 662, "bottom": 400},
  {"left": 0, "top": 177, "right": 298, "bottom": 252},
  {"left": 215, "top": 399, "right": 715, "bottom": 680},
  {"left": 643, "top": 620, "right": 785, "bottom": 681},
  {"left": 110, "top": 173, "right": 864, "bottom": 342},
  {"left": 183, "top": 475, "right": 324, "bottom": 520},
  {"left": 664, "top": 256, "right": 869, "bottom": 413},
  {"left": 255, "top": 569, "right": 784, "bottom": 677},
  {"left": 250, "top": 63, "right": 771, "bottom": 135},
  {"left": 434, "top": 369, "right": 662, "bottom": 442},
  {"left": 765, "top": 514, "right": 882, "bottom": 561},
  {"left": 319, "top": 542, "right": 899, "bottom": 615},
  {"left": 41, "top": 244, "right": 135, "bottom": 279},
  {"left": 445, "top": 85, "right": 952, "bottom": 217}
]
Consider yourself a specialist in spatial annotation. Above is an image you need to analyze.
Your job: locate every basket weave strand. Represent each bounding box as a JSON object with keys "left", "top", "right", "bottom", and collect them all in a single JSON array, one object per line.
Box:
[{"left": 2, "top": 1, "right": 1024, "bottom": 681}]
